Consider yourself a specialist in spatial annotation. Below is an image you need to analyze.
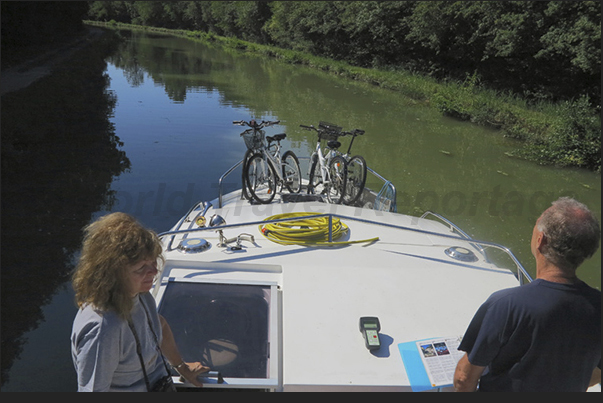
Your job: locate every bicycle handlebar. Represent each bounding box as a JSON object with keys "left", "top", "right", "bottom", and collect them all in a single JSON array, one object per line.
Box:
[
  {"left": 300, "top": 124, "right": 338, "bottom": 134},
  {"left": 300, "top": 124, "right": 364, "bottom": 137},
  {"left": 341, "top": 129, "right": 365, "bottom": 136},
  {"left": 234, "top": 120, "right": 280, "bottom": 129},
  {"left": 299, "top": 124, "right": 317, "bottom": 131}
]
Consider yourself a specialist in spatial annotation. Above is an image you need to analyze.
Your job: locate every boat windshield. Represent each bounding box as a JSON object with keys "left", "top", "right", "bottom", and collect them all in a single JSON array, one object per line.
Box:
[{"left": 158, "top": 281, "right": 272, "bottom": 379}]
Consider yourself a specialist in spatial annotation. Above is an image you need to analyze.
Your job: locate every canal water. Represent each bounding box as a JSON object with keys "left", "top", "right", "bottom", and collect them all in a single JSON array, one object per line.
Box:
[{"left": 1, "top": 28, "right": 600, "bottom": 391}]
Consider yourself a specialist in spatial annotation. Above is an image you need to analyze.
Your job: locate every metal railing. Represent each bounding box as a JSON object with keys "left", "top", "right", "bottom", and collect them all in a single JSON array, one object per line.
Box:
[
  {"left": 211, "top": 155, "right": 529, "bottom": 282},
  {"left": 158, "top": 210, "right": 532, "bottom": 284},
  {"left": 218, "top": 158, "right": 245, "bottom": 208},
  {"left": 421, "top": 211, "right": 532, "bottom": 285},
  {"left": 368, "top": 166, "right": 397, "bottom": 212}
]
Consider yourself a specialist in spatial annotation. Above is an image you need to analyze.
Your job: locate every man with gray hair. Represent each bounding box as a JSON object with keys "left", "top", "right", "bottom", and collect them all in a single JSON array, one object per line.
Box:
[{"left": 454, "top": 197, "right": 601, "bottom": 392}]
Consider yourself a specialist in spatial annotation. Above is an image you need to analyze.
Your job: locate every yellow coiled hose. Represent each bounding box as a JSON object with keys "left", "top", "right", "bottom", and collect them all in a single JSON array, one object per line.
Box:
[{"left": 259, "top": 213, "right": 379, "bottom": 246}]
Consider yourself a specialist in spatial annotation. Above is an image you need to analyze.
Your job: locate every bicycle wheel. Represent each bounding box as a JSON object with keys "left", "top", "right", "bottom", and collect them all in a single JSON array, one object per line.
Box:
[
  {"left": 307, "top": 153, "right": 322, "bottom": 195},
  {"left": 281, "top": 150, "right": 302, "bottom": 193},
  {"left": 241, "top": 149, "right": 254, "bottom": 201},
  {"left": 244, "top": 153, "right": 277, "bottom": 204},
  {"left": 343, "top": 155, "right": 367, "bottom": 205},
  {"left": 326, "top": 155, "right": 347, "bottom": 204}
]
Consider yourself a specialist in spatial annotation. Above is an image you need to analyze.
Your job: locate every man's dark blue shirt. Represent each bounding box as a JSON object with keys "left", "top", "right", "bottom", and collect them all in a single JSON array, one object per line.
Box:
[{"left": 459, "top": 279, "right": 601, "bottom": 392}]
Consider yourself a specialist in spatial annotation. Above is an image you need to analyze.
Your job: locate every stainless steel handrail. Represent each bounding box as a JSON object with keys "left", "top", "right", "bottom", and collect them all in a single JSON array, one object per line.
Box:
[
  {"left": 421, "top": 211, "right": 486, "bottom": 256},
  {"left": 367, "top": 167, "right": 397, "bottom": 213},
  {"left": 158, "top": 210, "right": 532, "bottom": 284},
  {"left": 421, "top": 211, "right": 532, "bottom": 285},
  {"left": 209, "top": 158, "right": 529, "bottom": 283},
  {"left": 367, "top": 166, "right": 391, "bottom": 186},
  {"left": 218, "top": 159, "right": 244, "bottom": 208}
]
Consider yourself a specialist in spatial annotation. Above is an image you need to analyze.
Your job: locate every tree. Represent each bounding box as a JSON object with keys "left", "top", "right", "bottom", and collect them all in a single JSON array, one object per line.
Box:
[
  {"left": 131, "top": 1, "right": 165, "bottom": 27},
  {"left": 339, "top": 1, "right": 416, "bottom": 67},
  {"left": 87, "top": 1, "right": 130, "bottom": 23},
  {"left": 233, "top": 1, "right": 272, "bottom": 43},
  {"left": 83, "top": 1, "right": 600, "bottom": 105}
]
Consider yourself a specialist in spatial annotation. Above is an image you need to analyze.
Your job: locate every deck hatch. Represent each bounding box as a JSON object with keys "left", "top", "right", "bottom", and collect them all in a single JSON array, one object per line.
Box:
[{"left": 158, "top": 280, "right": 277, "bottom": 384}]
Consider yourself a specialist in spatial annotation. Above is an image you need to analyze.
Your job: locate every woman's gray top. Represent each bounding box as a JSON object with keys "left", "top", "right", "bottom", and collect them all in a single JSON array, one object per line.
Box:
[{"left": 71, "top": 292, "right": 166, "bottom": 391}]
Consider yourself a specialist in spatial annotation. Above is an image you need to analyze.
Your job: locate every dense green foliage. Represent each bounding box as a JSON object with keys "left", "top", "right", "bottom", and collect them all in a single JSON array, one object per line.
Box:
[
  {"left": 85, "top": 1, "right": 601, "bottom": 172},
  {"left": 87, "top": 1, "right": 600, "bottom": 106}
]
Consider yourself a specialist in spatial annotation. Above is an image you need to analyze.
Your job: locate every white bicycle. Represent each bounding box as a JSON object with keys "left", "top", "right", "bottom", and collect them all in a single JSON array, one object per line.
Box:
[
  {"left": 235, "top": 120, "right": 301, "bottom": 204},
  {"left": 300, "top": 122, "right": 348, "bottom": 204}
]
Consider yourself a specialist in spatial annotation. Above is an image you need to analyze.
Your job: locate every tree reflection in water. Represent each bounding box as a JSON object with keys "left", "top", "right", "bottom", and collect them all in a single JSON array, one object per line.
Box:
[{"left": 1, "top": 30, "right": 130, "bottom": 386}]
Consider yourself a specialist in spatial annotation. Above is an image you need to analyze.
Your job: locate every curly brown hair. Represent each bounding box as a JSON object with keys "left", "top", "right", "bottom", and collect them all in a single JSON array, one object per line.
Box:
[{"left": 72, "top": 212, "right": 164, "bottom": 319}]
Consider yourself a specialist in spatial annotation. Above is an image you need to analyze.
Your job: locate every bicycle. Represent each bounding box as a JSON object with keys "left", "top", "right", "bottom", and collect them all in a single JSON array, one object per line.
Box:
[
  {"left": 300, "top": 122, "right": 348, "bottom": 204},
  {"left": 234, "top": 119, "right": 301, "bottom": 204},
  {"left": 337, "top": 128, "right": 367, "bottom": 206}
]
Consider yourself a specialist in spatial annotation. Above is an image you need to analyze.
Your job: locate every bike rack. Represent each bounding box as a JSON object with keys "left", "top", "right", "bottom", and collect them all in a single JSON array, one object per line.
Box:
[
  {"left": 218, "top": 156, "right": 313, "bottom": 208},
  {"left": 217, "top": 155, "right": 398, "bottom": 214}
]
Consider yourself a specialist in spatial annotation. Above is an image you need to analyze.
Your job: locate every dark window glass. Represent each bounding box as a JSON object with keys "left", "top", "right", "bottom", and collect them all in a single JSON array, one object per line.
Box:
[{"left": 159, "top": 282, "right": 271, "bottom": 378}]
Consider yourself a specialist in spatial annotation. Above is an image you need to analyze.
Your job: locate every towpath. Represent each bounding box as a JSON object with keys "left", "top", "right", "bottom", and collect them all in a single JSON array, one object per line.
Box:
[{"left": 1, "top": 27, "right": 104, "bottom": 96}]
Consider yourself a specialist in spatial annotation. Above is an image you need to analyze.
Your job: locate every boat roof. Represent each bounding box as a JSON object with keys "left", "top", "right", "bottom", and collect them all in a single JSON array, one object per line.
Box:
[{"left": 152, "top": 190, "right": 525, "bottom": 391}]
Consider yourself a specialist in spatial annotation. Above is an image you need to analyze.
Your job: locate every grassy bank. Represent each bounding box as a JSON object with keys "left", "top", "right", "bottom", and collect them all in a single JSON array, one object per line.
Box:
[{"left": 87, "top": 21, "right": 601, "bottom": 173}]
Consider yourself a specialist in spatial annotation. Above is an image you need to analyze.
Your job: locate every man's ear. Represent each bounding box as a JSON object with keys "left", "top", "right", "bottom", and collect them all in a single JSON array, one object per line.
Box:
[{"left": 536, "top": 231, "right": 547, "bottom": 252}]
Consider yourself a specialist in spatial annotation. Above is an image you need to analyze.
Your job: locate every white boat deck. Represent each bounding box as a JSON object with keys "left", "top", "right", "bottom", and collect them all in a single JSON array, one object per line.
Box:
[{"left": 153, "top": 190, "right": 525, "bottom": 391}]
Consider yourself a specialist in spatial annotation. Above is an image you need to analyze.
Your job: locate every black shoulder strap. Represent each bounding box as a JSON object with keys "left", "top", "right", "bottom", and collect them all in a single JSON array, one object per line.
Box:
[
  {"left": 138, "top": 295, "right": 173, "bottom": 377},
  {"left": 127, "top": 317, "right": 152, "bottom": 391}
]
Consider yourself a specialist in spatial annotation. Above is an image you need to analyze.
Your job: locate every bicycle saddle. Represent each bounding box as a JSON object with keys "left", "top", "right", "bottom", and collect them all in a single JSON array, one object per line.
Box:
[
  {"left": 266, "top": 133, "right": 287, "bottom": 143},
  {"left": 327, "top": 140, "right": 341, "bottom": 149}
]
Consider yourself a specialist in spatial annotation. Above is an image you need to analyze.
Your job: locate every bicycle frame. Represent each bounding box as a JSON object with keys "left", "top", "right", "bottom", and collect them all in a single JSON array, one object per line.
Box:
[
  {"left": 334, "top": 129, "right": 364, "bottom": 160},
  {"left": 311, "top": 140, "right": 338, "bottom": 189},
  {"left": 302, "top": 124, "right": 342, "bottom": 189},
  {"left": 301, "top": 123, "right": 366, "bottom": 205},
  {"left": 261, "top": 140, "right": 286, "bottom": 183},
  {"left": 236, "top": 119, "right": 302, "bottom": 204},
  {"left": 235, "top": 121, "right": 286, "bottom": 178}
]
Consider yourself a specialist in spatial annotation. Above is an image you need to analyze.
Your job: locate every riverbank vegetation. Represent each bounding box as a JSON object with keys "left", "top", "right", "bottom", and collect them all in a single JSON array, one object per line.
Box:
[{"left": 86, "top": 1, "right": 599, "bottom": 172}]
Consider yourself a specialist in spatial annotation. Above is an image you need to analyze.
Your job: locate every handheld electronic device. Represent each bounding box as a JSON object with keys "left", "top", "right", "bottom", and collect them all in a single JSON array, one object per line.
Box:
[{"left": 359, "top": 316, "right": 381, "bottom": 350}]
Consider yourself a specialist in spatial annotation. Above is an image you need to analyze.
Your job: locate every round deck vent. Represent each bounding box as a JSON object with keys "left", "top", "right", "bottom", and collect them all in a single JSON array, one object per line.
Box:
[
  {"left": 445, "top": 246, "right": 478, "bottom": 262},
  {"left": 177, "top": 238, "right": 211, "bottom": 253}
]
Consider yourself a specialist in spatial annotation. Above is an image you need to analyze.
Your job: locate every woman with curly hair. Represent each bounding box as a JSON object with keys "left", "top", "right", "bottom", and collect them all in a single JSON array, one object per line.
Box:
[{"left": 71, "top": 212, "right": 209, "bottom": 391}]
